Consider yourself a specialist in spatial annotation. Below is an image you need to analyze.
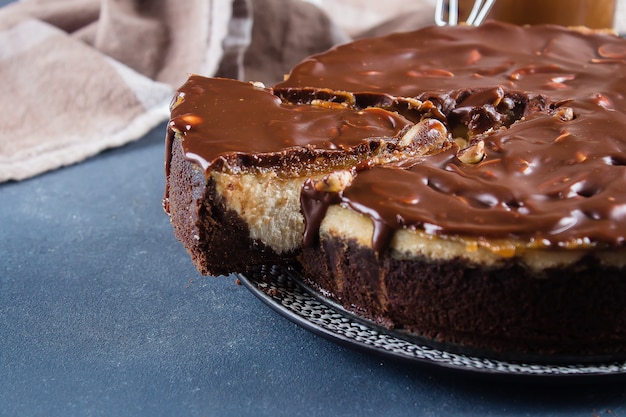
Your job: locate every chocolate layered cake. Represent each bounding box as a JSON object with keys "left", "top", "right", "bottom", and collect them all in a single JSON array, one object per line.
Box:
[
  {"left": 164, "top": 75, "right": 439, "bottom": 274},
  {"left": 164, "top": 22, "right": 626, "bottom": 359}
]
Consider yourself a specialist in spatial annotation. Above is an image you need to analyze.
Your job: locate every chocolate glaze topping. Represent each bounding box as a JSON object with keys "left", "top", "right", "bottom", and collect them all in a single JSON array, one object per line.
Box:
[
  {"left": 167, "top": 22, "right": 626, "bottom": 250},
  {"left": 166, "top": 76, "right": 411, "bottom": 173},
  {"left": 274, "top": 23, "right": 626, "bottom": 107},
  {"left": 288, "top": 22, "right": 626, "bottom": 249}
]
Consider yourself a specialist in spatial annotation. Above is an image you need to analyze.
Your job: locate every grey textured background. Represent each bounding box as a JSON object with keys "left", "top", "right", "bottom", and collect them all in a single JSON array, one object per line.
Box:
[{"left": 2, "top": 0, "right": 626, "bottom": 413}]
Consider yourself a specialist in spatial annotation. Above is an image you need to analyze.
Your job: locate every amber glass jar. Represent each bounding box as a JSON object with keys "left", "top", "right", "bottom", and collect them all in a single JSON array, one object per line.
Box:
[{"left": 458, "top": 0, "right": 616, "bottom": 29}]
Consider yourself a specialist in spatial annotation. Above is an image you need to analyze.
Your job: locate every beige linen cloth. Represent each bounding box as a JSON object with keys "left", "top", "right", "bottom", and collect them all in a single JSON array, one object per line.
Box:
[{"left": 0, "top": 0, "right": 347, "bottom": 182}]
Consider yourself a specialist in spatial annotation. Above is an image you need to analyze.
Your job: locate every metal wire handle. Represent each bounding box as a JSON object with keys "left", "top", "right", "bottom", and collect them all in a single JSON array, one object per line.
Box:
[{"left": 435, "top": 0, "right": 495, "bottom": 26}]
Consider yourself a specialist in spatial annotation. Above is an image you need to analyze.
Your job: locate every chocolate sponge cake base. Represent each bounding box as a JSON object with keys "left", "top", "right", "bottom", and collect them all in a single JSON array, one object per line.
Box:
[
  {"left": 166, "top": 135, "right": 293, "bottom": 276},
  {"left": 300, "top": 236, "right": 626, "bottom": 360}
]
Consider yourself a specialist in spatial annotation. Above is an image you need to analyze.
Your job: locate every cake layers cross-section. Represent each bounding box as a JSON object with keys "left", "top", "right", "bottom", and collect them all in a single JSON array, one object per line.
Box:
[{"left": 164, "top": 22, "right": 626, "bottom": 359}]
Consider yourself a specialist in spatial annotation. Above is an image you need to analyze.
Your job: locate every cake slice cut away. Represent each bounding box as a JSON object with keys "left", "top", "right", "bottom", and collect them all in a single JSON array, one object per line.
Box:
[{"left": 163, "top": 75, "right": 450, "bottom": 275}]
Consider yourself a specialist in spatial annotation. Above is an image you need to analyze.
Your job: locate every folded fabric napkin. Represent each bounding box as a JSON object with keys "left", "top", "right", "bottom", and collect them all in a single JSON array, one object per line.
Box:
[
  {"left": 0, "top": 0, "right": 230, "bottom": 182},
  {"left": 0, "top": 0, "right": 345, "bottom": 182}
]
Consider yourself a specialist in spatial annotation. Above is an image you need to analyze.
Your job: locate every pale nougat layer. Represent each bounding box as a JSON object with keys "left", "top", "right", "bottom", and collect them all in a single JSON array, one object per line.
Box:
[
  {"left": 210, "top": 166, "right": 626, "bottom": 272},
  {"left": 319, "top": 205, "right": 626, "bottom": 272},
  {"left": 212, "top": 171, "right": 311, "bottom": 254}
]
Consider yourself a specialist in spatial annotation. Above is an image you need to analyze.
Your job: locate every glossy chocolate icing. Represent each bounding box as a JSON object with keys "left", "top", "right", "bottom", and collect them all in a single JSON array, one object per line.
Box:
[
  {"left": 287, "top": 23, "right": 626, "bottom": 249},
  {"left": 274, "top": 23, "right": 626, "bottom": 106},
  {"left": 166, "top": 76, "right": 411, "bottom": 173},
  {"left": 168, "top": 22, "right": 626, "bottom": 250}
]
